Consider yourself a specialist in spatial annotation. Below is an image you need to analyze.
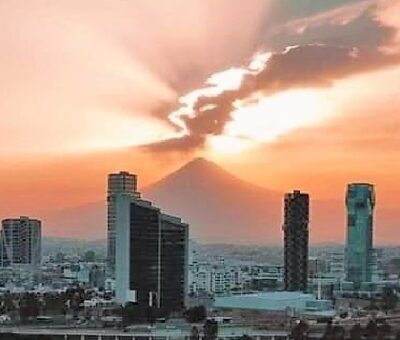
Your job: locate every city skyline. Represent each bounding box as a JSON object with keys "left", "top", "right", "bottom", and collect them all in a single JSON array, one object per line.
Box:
[
  {"left": 3, "top": 2, "right": 400, "bottom": 337},
  {"left": 1, "top": 0, "right": 400, "bottom": 244},
  {"left": 0, "top": 158, "right": 390, "bottom": 245}
]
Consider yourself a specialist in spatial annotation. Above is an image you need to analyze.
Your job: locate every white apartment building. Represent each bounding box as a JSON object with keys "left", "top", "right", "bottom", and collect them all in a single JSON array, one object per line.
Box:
[
  {"left": 0, "top": 216, "right": 42, "bottom": 283},
  {"left": 107, "top": 171, "right": 140, "bottom": 277}
]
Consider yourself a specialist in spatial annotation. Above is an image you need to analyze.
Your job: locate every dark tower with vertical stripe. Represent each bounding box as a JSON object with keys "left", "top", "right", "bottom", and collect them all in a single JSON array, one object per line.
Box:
[{"left": 283, "top": 190, "right": 309, "bottom": 292}]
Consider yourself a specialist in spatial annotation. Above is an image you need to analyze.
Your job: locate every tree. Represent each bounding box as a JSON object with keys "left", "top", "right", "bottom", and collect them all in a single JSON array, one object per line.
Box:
[
  {"left": 291, "top": 320, "right": 308, "bottom": 340},
  {"left": 378, "top": 320, "right": 392, "bottom": 340},
  {"left": 381, "top": 287, "right": 398, "bottom": 312},
  {"left": 2, "top": 293, "right": 16, "bottom": 313},
  {"left": 323, "top": 321, "right": 345, "bottom": 340},
  {"left": 364, "top": 319, "right": 379, "bottom": 339},
  {"left": 190, "top": 326, "right": 200, "bottom": 340},
  {"left": 366, "top": 299, "right": 379, "bottom": 311},
  {"left": 331, "top": 325, "right": 345, "bottom": 340},
  {"left": 184, "top": 305, "right": 207, "bottom": 323},
  {"left": 55, "top": 252, "right": 65, "bottom": 263},
  {"left": 19, "top": 293, "right": 40, "bottom": 322},
  {"left": 322, "top": 320, "right": 333, "bottom": 340},
  {"left": 350, "top": 324, "right": 363, "bottom": 340},
  {"left": 204, "top": 319, "right": 218, "bottom": 340},
  {"left": 83, "top": 250, "right": 96, "bottom": 263}
]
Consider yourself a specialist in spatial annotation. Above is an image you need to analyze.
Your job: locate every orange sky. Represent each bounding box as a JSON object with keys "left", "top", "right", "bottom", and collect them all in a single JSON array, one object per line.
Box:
[{"left": 1, "top": 0, "right": 400, "bottom": 243}]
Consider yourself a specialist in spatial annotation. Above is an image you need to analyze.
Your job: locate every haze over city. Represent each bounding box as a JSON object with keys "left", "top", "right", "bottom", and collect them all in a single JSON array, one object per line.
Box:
[{"left": 1, "top": 0, "right": 400, "bottom": 244}]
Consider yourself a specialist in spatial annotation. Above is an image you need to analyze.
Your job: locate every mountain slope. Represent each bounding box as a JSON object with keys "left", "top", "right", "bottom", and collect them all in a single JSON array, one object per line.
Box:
[{"left": 143, "top": 157, "right": 283, "bottom": 243}]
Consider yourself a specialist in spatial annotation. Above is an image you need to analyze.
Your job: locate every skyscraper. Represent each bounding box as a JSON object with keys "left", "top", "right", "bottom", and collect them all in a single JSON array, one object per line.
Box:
[
  {"left": 1, "top": 216, "right": 41, "bottom": 269},
  {"left": 115, "top": 186, "right": 188, "bottom": 315},
  {"left": 345, "top": 183, "right": 375, "bottom": 287},
  {"left": 107, "top": 171, "right": 139, "bottom": 277},
  {"left": 283, "top": 190, "right": 309, "bottom": 292}
]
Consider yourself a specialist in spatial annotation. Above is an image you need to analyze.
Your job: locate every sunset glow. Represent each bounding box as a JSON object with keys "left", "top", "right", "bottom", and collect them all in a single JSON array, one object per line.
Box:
[
  {"left": 209, "top": 89, "right": 333, "bottom": 153},
  {"left": 1, "top": 0, "right": 400, "bottom": 245}
]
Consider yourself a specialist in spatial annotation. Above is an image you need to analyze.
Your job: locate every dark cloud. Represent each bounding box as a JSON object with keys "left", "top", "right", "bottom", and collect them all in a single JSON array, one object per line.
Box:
[
  {"left": 140, "top": 134, "right": 205, "bottom": 153},
  {"left": 144, "top": 1, "right": 400, "bottom": 154},
  {"left": 266, "top": 7, "right": 397, "bottom": 51}
]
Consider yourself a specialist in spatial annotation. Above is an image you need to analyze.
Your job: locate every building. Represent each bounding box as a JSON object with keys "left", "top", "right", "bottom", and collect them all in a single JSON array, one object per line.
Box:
[
  {"left": 107, "top": 171, "right": 140, "bottom": 277},
  {"left": 326, "top": 251, "right": 345, "bottom": 280},
  {"left": 283, "top": 190, "right": 309, "bottom": 292},
  {"left": 345, "top": 183, "right": 375, "bottom": 287},
  {"left": 1, "top": 217, "right": 41, "bottom": 267},
  {"left": 115, "top": 190, "right": 188, "bottom": 315},
  {"left": 0, "top": 217, "right": 42, "bottom": 281},
  {"left": 214, "top": 291, "right": 334, "bottom": 318},
  {"left": 248, "top": 264, "right": 284, "bottom": 291},
  {"left": 308, "top": 257, "right": 327, "bottom": 278}
]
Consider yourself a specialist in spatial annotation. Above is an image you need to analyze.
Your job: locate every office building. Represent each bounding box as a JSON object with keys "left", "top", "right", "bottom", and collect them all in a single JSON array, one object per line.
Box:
[
  {"left": 345, "top": 183, "right": 375, "bottom": 287},
  {"left": 283, "top": 190, "right": 309, "bottom": 292},
  {"left": 115, "top": 190, "right": 188, "bottom": 315},
  {"left": 107, "top": 171, "right": 139, "bottom": 277},
  {"left": 326, "top": 252, "right": 345, "bottom": 280},
  {"left": 1, "top": 217, "right": 41, "bottom": 270}
]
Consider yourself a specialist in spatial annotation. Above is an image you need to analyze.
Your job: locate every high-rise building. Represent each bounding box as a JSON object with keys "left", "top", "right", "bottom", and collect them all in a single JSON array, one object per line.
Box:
[
  {"left": 107, "top": 171, "right": 139, "bottom": 277},
  {"left": 345, "top": 183, "right": 375, "bottom": 287},
  {"left": 115, "top": 191, "right": 188, "bottom": 315},
  {"left": 1, "top": 217, "right": 41, "bottom": 269},
  {"left": 283, "top": 190, "right": 309, "bottom": 292}
]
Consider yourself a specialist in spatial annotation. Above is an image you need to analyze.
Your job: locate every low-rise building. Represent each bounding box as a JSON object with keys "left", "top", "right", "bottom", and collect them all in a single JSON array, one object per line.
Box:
[{"left": 214, "top": 291, "right": 335, "bottom": 318}]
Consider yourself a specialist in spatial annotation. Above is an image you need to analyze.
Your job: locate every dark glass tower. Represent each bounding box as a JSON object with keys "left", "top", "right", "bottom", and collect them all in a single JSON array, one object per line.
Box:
[
  {"left": 283, "top": 190, "right": 309, "bottom": 292},
  {"left": 115, "top": 194, "right": 188, "bottom": 316}
]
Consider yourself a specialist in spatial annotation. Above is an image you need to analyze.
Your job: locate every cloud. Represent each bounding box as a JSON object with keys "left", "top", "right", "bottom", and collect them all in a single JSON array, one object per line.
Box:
[
  {"left": 374, "top": 0, "right": 400, "bottom": 53},
  {"left": 144, "top": 0, "right": 400, "bottom": 152},
  {"left": 144, "top": 41, "right": 400, "bottom": 153},
  {"left": 0, "top": 0, "right": 273, "bottom": 156}
]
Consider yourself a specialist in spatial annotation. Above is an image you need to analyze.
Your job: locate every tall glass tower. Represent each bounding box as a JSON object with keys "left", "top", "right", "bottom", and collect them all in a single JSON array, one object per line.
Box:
[{"left": 345, "top": 183, "right": 375, "bottom": 287}]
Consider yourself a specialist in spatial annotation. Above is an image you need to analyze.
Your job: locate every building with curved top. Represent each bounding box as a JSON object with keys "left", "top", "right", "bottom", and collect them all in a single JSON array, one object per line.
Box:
[{"left": 345, "top": 183, "right": 375, "bottom": 287}]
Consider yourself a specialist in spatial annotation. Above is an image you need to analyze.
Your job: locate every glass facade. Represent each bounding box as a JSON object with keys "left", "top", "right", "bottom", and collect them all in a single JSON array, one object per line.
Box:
[
  {"left": 128, "top": 202, "right": 188, "bottom": 315},
  {"left": 345, "top": 183, "right": 375, "bottom": 287}
]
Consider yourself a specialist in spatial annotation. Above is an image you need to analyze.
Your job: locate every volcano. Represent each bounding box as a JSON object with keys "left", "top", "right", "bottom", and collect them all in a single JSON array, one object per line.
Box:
[{"left": 143, "top": 157, "right": 283, "bottom": 243}]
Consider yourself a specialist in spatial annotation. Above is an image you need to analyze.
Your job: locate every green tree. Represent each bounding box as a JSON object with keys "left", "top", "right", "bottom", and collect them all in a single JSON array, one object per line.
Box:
[
  {"left": 364, "top": 319, "right": 379, "bottom": 340},
  {"left": 331, "top": 325, "right": 345, "bottom": 340},
  {"left": 290, "top": 320, "right": 308, "bottom": 340},
  {"left": 184, "top": 305, "right": 207, "bottom": 323},
  {"left": 204, "top": 319, "right": 218, "bottom": 340},
  {"left": 190, "top": 326, "right": 200, "bottom": 340},
  {"left": 378, "top": 320, "right": 391, "bottom": 340},
  {"left": 322, "top": 320, "right": 333, "bottom": 339},
  {"left": 55, "top": 252, "right": 65, "bottom": 263},
  {"left": 381, "top": 287, "right": 398, "bottom": 312},
  {"left": 19, "top": 293, "right": 40, "bottom": 322},
  {"left": 83, "top": 250, "right": 96, "bottom": 262},
  {"left": 349, "top": 324, "right": 363, "bottom": 340}
]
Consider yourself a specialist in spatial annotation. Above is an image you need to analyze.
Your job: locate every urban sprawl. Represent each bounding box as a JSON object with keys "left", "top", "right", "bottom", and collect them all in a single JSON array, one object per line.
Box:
[{"left": 1, "top": 173, "right": 400, "bottom": 339}]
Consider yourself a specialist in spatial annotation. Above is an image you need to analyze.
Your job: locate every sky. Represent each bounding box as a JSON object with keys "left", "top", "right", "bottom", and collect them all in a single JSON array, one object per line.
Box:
[{"left": 1, "top": 0, "right": 400, "bottom": 243}]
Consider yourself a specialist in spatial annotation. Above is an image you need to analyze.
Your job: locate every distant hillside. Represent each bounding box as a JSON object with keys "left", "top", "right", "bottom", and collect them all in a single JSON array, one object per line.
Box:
[{"left": 144, "top": 157, "right": 282, "bottom": 243}]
